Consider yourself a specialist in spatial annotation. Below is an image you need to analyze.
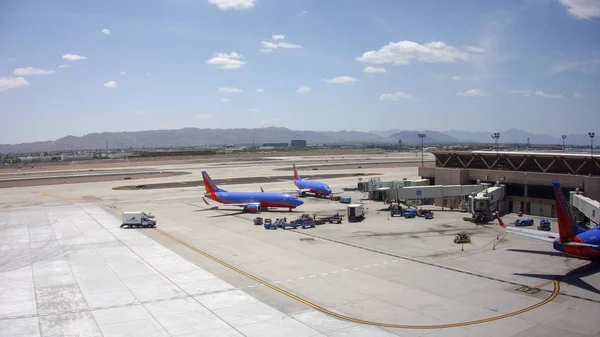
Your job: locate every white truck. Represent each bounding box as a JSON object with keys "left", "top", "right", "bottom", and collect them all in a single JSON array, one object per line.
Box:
[
  {"left": 120, "top": 212, "right": 156, "bottom": 228},
  {"left": 347, "top": 204, "right": 365, "bottom": 222}
]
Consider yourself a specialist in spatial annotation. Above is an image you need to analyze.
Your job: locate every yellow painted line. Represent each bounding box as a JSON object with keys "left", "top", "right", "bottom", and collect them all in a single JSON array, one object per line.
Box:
[
  {"left": 180, "top": 182, "right": 187, "bottom": 185},
  {"left": 152, "top": 227, "right": 560, "bottom": 330}
]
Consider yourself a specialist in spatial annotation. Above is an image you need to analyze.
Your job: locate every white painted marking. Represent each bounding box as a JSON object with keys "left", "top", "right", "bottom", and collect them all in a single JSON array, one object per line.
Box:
[
  {"left": 321, "top": 273, "right": 327, "bottom": 276},
  {"left": 353, "top": 267, "right": 360, "bottom": 270},
  {"left": 248, "top": 285, "right": 256, "bottom": 288},
  {"left": 363, "top": 265, "right": 370, "bottom": 268},
  {"left": 287, "top": 279, "right": 292, "bottom": 282},
  {"left": 343, "top": 269, "right": 349, "bottom": 272},
  {"left": 332, "top": 271, "right": 339, "bottom": 274},
  {"left": 274, "top": 281, "right": 281, "bottom": 284},
  {"left": 309, "top": 275, "right": 316, "bottom": 278},
  {"left": 383, "top": 261, "right": 388, "bottom": 264},
  {"left": 299, "top": 277, "right": 305, "bottom": 280},
  {"left": 374, "top": 264, "right": 379, "bottom": 266}
]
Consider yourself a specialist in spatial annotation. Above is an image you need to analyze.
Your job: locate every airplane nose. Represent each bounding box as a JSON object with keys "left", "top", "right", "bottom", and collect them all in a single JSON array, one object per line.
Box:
[{"left": 297, "top": 199, "right": 304, "bottom": 206}]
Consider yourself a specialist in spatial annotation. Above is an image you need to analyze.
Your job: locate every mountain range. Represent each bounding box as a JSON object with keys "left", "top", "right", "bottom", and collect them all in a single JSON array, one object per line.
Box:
[{"left": 0, "top": 127, "right": 594, "bottom": 154}]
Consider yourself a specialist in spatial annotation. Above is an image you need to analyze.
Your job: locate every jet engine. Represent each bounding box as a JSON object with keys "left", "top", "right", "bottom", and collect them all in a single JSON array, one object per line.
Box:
[{"left": 244, "top": 203, "right": 261, "bottom": 213}]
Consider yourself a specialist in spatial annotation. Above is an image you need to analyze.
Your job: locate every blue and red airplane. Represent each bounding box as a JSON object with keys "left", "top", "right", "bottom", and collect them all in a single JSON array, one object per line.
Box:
[
  {"left": 497, "top": 182, "right": 600, "bottom": 259},
  {"left": 201, "top": 171, "right": 303, "bottom": 213},
  {"left": 293, "top": 162, "right": 333, "bottom": 197}
]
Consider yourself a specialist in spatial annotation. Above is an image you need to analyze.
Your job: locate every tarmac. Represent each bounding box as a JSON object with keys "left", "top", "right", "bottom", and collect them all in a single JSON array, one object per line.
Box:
[{"left": 1, "top": 152, "right": 599, "bottom": 337}]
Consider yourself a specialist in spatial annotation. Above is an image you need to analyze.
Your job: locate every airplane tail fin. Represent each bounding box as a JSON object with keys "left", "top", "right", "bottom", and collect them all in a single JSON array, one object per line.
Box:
[
  {"left": 293, "top": 162, "right": 301, "bottom": 182},
  {"left": 496, "top": 212, "right": 507, "bottom": 228},
  {"left": 202, "top": 171, "right": 226, "bottom": 194},
  {"left": 552, "top": 182, "right": 576, "bottom": 242}
]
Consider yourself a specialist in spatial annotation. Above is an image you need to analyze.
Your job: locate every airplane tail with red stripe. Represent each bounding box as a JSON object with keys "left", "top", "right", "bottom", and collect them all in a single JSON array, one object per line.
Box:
[
  {"left": 552, "top": 182, "right": 576, "bottom": 242},
  {"left": 202, "top": 171, "right": 226, "bottom": 194},
  {"left": 293, "top": 162, "right": 300, "bottom": 182}
]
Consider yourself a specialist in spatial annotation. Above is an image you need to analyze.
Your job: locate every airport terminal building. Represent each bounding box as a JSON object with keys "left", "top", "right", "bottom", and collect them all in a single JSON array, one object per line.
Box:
[{"left": 419, "top": 151, "right": 600, "bottom": 217}]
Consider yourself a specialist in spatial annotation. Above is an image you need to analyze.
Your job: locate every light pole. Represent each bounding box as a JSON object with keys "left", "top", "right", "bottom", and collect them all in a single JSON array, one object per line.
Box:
[
  {"left": 491, "top": 133, "right": 500, "bottom": 155},
  {"left": 418, "top": 133, "right": 426, "bottom": 167},
  {"left": 589, "top": 132, "right": 595, "bottom": 157},
  {"left": 561, "top": 135, "right": 567, "bottom": 152}
]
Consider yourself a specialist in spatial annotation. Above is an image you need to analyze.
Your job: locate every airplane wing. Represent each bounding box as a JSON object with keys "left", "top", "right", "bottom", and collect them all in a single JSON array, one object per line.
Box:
[
  {"left": 505, "top": 226, "right": 559, "bottom": 239},
  {"left": 202, "top": 197, "right": 258, "bottom": 208},
  {"left": 506, "top": 231, "right": 557, "bottom": 243}
]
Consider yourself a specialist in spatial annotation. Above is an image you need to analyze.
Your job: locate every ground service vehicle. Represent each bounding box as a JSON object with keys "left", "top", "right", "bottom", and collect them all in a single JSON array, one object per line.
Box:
[
  {"left": 515, "top": 218, "right": 534, "bottom": 226},
  {"left": 120, "top": 212, "right": 156, "bottom": 228},
  {"left": 347, "top": 204, "right": 365, "bottom": 222}
]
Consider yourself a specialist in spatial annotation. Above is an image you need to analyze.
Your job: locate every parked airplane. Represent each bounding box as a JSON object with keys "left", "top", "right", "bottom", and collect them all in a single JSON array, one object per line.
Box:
[
  {"left": 497, "top": 182, "right": 600, "bottom": 259},
  {"left": 293, "top": 162, "right": 332, "bottom": 197},
  {"left": 201, "top": 171, "right": 303, "bottom": 213}
]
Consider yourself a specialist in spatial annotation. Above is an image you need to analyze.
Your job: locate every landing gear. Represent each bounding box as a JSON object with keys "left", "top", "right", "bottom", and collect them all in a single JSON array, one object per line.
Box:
[{"left": 289, "top": 208, "right": 292, "bottom": 212}]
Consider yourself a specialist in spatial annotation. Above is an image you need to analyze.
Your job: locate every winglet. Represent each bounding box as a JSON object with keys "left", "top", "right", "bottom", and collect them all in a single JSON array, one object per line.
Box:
[
  {"left": 260, "top": 186, "right": 264, "bottom": 193},
  {"left": 496, "top": 212, "right": 507, "bottom": 229}
]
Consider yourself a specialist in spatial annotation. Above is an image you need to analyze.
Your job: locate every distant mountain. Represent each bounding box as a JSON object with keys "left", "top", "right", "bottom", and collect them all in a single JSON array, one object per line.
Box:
[
  {"left": 0, "top": 127, "right": 395, "bottom": 153},
  {"left": 389, "top": 130, "right": 461, "bottom": 144}
]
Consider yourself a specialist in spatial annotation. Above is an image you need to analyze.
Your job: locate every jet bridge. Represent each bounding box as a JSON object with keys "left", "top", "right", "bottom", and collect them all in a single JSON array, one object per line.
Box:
[
  {"left": 386, "top": 184, "right": 486, "bottom": 202},
  {"left": 467, "top": 184, "right": 506, "bottom": 222},
  {"left": 570, "top": 192, "right": 600, "bottom": 226}
]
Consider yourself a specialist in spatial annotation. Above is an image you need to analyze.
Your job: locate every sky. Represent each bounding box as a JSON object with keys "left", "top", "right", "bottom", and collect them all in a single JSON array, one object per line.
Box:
[{"left": 1, "top": 0, "right": 599, "bottom": 144}]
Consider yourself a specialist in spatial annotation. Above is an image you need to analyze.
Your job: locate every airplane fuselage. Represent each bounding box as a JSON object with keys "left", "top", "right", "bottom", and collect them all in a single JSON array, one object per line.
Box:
[
  {"left": 554, "top": 227, "right": 600, "bottom": 259},
  {"left": 205, "top": 191, "right": 304, "bottom": 209},
  {"left": 295, "top": 179, "right": 332, "bottom": 196}
]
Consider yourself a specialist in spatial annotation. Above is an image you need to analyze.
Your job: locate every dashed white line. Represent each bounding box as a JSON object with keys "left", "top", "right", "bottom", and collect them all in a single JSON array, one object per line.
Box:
[
  {"left": 274, "top": 281, "right": 281, "bottom": 284},
  {"left": 363, "top": 265, "right": 370, "bottom": 268},
  {"left": 374, "top": 264, "right": 379, "bottom": 266},
  {"left": 343, "top": 269, "right": 349, "bottom": 272},
  {"left": 309, "top": 275, "right": 316, "bottom": 278},
  {"left": 332, "top": 271, "right": 339, "bottom": 274},
  {"left": 299, "top": 277, "right": 305, "bottom": 280},
  {"left": 353, "top": 267, "right": 360, "bottom": 270},
  {"left": 248, "top": 285, "right": 256, "bottom": 288},
  {"left": 287, "top": 279, "right": 293, "bottom": 282},
  {"left": 321, "top": 273, "right": 328, "bottom": 276}
]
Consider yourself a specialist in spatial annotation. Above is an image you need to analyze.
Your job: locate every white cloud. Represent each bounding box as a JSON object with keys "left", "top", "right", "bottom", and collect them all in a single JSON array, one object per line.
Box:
[
  {"left": 296, "top": 86, "right": 311, "bottom": 93},
  {"left": 464, "top": 45, "right": 486, "bottom": 53},
  {"left": 457, "top": 89, "right": 489, "bottom": 97},
  {"left": 256, "top": 88, "right": 264, "bottom": 93},
  {"left": 378, "top": 92, "right": 416, "bottom": 101},
  {"left": 364, "top": 66, "right": 387, "bottom": 74},
  {"left": 0, "top": 77, "right": 29, "bottom": 92},
  {"left": 120, "top": 71, "right": 127, "bottom": 76},
  {"left": 249, "top": 108, "right": 261, "bottom": 112},
  {"left": 506, "top": 89, "right": 533, "bottom": 96},
  {"left": 218, "top": 87, "right": 242, "bottom": 93},
  {"left": 573, "top": 92, "right": 584, "bottom": 98},
  {"left": 220, "top": 98, "right": 232, "bottom": 103},
  {"left": 272, "top": 34, "right": 285, "bottom": 41},
  {"left": 206, "top": 52, "right": 246, "bottom": 69},
  {"left": 356, "top": 40, "right": 472, "bottom": 65},
  {"left": 146, "top": 72, "right": 151, "bottom": 77},
  {"left": 559, "top": 0, "right": 600, "bottom": 19},
  {"left": 101, "top": 28, "right": 111, "bottom": 35},
  {"left": 195, "top": 113, "right": 214, "bottom": 119},
  {"left": 325, "top": 76, "right": 360, "bottom": 85},
  {"left": 58, "top": 64, "right": 69, "bottom": 68},
  {"left": 62, "top": 54, "right": 86, "bottom": 61},
  {"left": 297, "top": 10, "right": 308, "bottom": 16},
  {"left": 260, "top": 40, "right": 301, "bottom": 53},
  {"left": 549, "top": 59, "right": 600, "bottom": 75},
  {"left": 452, "top": 76, "right": 462, "bottom": 81},
  {"left": 208, "top": 0, "right": 255, "bottom": 11},
  {"left": 535, "top": 90, "right": 562, "bottom": 99},
  {"left": 104, "top": 81, "right": 117, "bottom": 88},
  {"left": 12, "top": 67, "right": 55, "bottom": 76}
]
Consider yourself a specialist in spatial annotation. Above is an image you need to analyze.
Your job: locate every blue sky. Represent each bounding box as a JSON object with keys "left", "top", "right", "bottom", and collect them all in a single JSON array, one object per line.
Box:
[{"left": 1, "top": 0, "right": 599, "bottom": 144}]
